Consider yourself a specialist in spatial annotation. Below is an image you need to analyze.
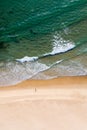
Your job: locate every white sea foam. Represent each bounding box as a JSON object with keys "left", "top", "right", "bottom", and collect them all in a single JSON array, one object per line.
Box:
[
  {"left": 51, "top": 33, "right": 75, "bottom": 55},
  {"left": 16, "top": 56, "right": 38, "bottom": 63}
]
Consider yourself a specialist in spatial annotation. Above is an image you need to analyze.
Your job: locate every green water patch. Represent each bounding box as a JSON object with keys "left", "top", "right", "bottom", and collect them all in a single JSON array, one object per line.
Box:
[{"left": 0, "top": 0, "right": 87, "bottom": 43}]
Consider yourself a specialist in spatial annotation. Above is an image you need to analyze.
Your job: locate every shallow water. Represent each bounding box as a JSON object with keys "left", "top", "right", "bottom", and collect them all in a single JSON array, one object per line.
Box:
[{"left": 0, "top": 0, "right": 87, "bottom": 86}]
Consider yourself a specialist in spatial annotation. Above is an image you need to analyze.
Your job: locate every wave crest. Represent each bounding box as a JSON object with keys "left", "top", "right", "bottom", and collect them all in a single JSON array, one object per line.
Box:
[{"left": 51, "top": 33, "right": 75, "bottom": 54}]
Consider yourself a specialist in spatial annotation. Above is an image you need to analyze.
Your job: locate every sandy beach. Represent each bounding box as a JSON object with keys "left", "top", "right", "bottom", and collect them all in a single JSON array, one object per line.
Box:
[{"left": 0, "top": 76, "right": 87, "bottom": 130}]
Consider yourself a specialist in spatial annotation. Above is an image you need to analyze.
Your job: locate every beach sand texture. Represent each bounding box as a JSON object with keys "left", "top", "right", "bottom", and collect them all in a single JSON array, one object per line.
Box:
[{"left": 0, "top": 76, "right": 87, "bottom": 130}]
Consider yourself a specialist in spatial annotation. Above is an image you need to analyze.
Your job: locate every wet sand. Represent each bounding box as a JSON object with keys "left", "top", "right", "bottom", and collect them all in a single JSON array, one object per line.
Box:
[{"left": 0, "top": 76, "right": 87, "bottom": 130}]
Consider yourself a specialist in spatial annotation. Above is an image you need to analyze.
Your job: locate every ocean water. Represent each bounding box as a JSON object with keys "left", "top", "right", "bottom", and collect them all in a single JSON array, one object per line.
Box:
[{"left": 0, "top": 0, "right": 87, "bottom": 86}]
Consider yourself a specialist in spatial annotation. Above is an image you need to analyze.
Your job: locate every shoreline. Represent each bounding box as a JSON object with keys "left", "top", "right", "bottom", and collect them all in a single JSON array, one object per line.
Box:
[
  {"left": 0, "top": 76, "right": 87, "bottom": 89},
  {"left": 0, "top": 76, "right": 87, "bottom": 103}
]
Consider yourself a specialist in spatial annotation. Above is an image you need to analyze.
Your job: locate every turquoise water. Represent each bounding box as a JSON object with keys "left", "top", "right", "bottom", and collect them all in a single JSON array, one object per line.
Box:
[{"left": 0, "top": 0, "right": 87, "bottom": 86}]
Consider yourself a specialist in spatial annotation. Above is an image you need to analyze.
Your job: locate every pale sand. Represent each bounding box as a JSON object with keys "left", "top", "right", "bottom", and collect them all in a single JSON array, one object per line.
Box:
[{"left": 0, "top": 76, "right": 87, "bottom": 130}]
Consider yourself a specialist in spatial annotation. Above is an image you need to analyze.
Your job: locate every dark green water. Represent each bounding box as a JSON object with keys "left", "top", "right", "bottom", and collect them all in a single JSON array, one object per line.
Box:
[{"left": 0, "top": 0, "right": 87, "bottom": 86}]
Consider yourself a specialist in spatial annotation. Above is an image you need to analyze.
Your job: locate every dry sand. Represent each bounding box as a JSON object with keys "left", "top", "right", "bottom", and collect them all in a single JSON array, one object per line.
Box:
[{"left": 0, "top": 76, "right": 87, "bottom": 130}]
